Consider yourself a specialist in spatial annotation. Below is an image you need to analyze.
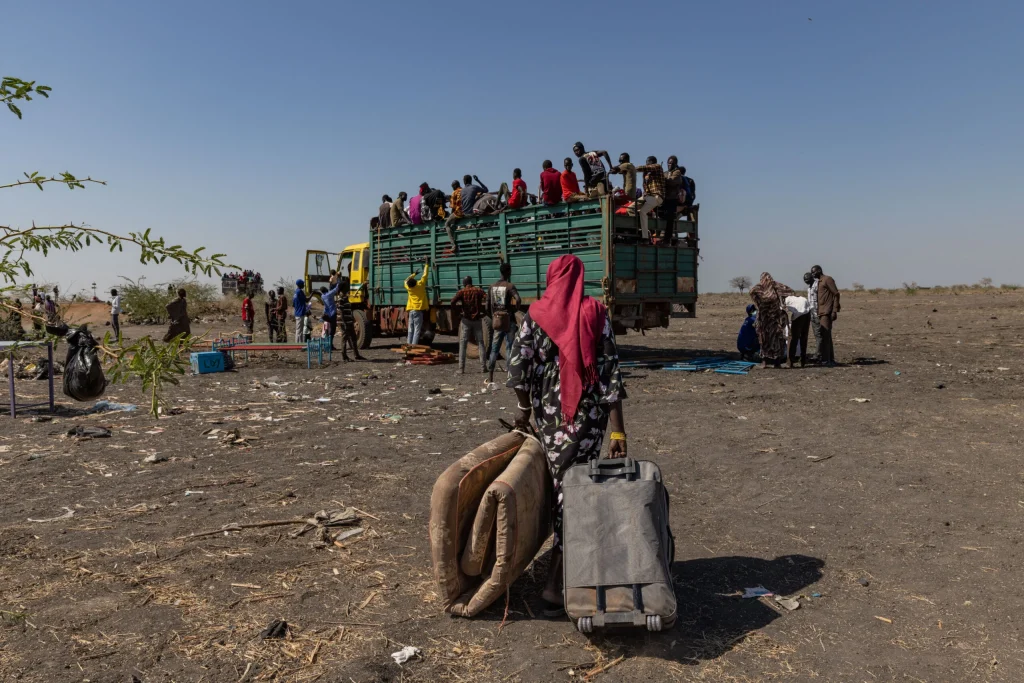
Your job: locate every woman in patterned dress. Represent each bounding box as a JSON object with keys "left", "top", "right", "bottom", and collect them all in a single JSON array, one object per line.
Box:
[
  {"left": 749, "top": 272, "right": 794, "bottom": 369},
  {"left": 507, "top": 254, "right": 627, "bottom": 613}
]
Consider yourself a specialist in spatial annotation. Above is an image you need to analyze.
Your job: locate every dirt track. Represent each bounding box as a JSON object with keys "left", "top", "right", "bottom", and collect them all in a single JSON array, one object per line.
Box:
[{"left": 1, "top": 290, "right": 1022, "bottom": 682}]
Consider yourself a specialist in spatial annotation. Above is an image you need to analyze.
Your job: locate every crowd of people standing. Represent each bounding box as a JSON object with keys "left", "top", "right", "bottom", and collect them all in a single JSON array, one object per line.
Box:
[{"left": 740, "top": 266, "right": 841, "bottom": 368}]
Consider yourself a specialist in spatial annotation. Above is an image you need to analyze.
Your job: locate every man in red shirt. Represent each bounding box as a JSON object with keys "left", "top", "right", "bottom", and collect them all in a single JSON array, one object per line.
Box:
[
  {"left": 539, "top": 160, "right": 562, "bottom": 206},
  {"left": 507, "top": 168, "right": 527, "bottom": 210},
  {"left": 561, "top": 157, "right": 586, "bottom": 202},
  {"left": 241, "top": 294, "right": 255, "bottom": 336}
]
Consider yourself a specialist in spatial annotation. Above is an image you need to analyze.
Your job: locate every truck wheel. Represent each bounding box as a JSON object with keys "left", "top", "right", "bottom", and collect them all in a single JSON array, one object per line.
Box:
[{"left": 353, "top": 309, "right": 373, "bottom": 349}]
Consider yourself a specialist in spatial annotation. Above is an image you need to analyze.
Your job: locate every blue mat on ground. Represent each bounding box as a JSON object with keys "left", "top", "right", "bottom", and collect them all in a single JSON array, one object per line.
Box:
[
  {"left": 621, "top": 357, "right": 757, "bottom": 374},
  {"left": 713, "top": 361, "right": 758, "bottom": 375}
]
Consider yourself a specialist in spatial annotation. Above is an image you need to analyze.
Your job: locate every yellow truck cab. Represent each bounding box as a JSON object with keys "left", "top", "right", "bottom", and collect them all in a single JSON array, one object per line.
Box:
[
  {"left": 303, "top": 243, "right": 372, "bottom": 347},
  {"left": 304, "top": 243, "right": 369, "bottom": 304}
]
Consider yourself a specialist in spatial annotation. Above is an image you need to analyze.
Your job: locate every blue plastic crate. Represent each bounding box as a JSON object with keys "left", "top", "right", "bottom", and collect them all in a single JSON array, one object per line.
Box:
[{"left": 190, "top": 351, "right": 226, "bottom": 375}]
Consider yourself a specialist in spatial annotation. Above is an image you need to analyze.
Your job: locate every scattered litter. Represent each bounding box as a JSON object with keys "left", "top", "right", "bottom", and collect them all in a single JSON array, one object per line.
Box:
[
  {"left": 66, "top": 426, "right": 112, "bottom": 439},
  {"left": 998, "top": 367, "right": 1010, "bottom": 371},
  {"left": 811, "top": 592, "right": 822, "bottom": 598},
  {"left": 184, "top": 490, "right": 205, "bottom": 496},
  {"left": 28, "top": 415, "right": 53, "bottom": 423},
  {"left": 142, "top": 454, "right": 168, "bottom": 464},
  {"left": 145, "top": 428, "right": 165, "bottom": 435},
  {"left": 935, "top": 383, "right": 946, "bottom": 389},
  {"left": 775, "top": 596, "right": 800, "bottom": 611},
  {"left": 391, "top": 646, "right": 421, "bottom": 665},
  {"left": 428, "top": 387, "right": 441, "bottom": 395},
  {"left": 316, "top": 398, "right": 331, "bottom": 403},
  {"left": 858, "top": 578, "right": 870, "bottom": 587},
  {"left": 334, "top": 527, "right": 365, "bottom": 544},
  {"left": 807, "top": 454, "right": 834, "bottom": 463},
  {"left": 28, "top": 506, "right": 75, "bottom": 523},
  {"left": 894, "top": 371, "right": 901, "bottom": 376},
  {"left": 87, "top": 400, "right": 137, "bottom": 414},
  {"left": 259, "top": 619, "right": 290, "bottom": 640},
  {"left": 742, "top": 587, "right": 773, "bottom": 599},
  {"left": 850, "top": 398, "right": 870, "bottom": 403},
  {"left": 875, "top": 616, "right": 892, "bottom": 624}
]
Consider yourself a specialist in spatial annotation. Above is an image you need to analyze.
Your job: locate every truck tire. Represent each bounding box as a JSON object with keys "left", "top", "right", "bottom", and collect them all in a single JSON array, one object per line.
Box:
[{"left": 353, "top": 309, "right": 373, "bottom": 349}]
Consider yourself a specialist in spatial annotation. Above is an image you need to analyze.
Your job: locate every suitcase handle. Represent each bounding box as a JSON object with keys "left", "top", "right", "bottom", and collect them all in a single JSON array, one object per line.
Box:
[{"left": 588, "top": 457, "right": 637, "bottom": 480}]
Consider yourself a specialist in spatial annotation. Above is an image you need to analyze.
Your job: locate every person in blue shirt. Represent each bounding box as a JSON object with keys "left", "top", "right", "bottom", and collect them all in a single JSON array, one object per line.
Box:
[
  {"left": 319, "top": 282, "right": 342, "bottom": 350},
  {"left": 737, "top": 304, "right": 760, "bottom": 361},
  {"left": 293, "top": 280, "right": 311, "bottom": 343}
]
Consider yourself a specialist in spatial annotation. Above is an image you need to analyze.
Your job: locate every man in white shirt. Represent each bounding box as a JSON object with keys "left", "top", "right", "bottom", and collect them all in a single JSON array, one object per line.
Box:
[
  {"left": 110, "top": 288, "right": 122, "bottom": 341},
  {"left": 785, "top": 289, "right": 811, "bottom": 368}
]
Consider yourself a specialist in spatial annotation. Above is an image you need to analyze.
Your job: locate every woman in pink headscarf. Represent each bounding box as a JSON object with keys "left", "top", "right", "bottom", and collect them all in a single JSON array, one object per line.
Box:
[{"left": 507, "top": 254, "right": 627, "bottom": 613}]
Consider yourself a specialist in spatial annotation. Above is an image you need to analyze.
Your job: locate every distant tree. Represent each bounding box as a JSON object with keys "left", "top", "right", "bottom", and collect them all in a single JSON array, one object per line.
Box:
[
  {"left": 852, "top": 282, "right": 865, "bottom": 292},
  {"left": 729, "top": 276, "right": 752, "bottom": 294},
  {"left": 979, "top": 277, "right": 993, "bottom": 288},
  {"left": 274, "top": 276, "right": 297, "bottom": 292}
]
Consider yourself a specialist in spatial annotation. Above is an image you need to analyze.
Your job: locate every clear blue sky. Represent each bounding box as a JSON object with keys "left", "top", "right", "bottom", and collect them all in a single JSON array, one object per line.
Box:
[{"left": 5, "top": 1, "right": 1023, "bottom": 294}]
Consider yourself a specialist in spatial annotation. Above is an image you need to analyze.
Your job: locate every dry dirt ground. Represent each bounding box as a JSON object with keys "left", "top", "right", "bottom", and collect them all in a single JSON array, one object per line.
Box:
[{"left": 1, "top": 290, "right": 1022, "bottom": 682}]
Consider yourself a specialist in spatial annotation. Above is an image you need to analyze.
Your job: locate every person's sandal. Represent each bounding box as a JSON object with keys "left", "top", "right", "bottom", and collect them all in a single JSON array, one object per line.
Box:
[{"left": 540, "top": 599, "right": 565, "bottom": 618}]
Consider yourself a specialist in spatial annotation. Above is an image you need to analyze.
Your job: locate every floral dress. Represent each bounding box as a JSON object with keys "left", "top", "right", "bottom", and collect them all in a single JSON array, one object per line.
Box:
[{"left": 506, "top": 311, "right": 627, "bottom": 549}]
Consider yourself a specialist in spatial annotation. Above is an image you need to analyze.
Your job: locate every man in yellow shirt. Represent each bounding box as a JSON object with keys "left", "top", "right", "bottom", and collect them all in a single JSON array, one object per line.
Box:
[{"left": 405, "top": 258, "right": 430, "bottom": 345}]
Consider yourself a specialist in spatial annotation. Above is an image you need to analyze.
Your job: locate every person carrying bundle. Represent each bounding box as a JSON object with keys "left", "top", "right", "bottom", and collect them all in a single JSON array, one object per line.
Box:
[{"left": 507, "top": 254, "right": 628, "bottom": 615}]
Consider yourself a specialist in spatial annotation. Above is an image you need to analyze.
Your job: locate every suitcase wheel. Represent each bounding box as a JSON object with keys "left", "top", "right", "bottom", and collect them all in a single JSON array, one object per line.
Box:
[
  {"left": 647, "top": 615, "right": 662, "bottom": 632},
  {"left": 577, "top": 617, "right": 593, "bottom": 634}
]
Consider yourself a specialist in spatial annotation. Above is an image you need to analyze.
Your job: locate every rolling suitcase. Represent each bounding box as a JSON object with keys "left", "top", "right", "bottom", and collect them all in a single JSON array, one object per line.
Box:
[{"left": 561, "top": 457, "right": 676, "bottom": 633}]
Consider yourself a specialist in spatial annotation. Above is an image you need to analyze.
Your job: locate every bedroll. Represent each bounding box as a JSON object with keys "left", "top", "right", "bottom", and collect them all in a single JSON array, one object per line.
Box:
[{"left": 429, "top": 432, "right": 551, "bottom": 617}]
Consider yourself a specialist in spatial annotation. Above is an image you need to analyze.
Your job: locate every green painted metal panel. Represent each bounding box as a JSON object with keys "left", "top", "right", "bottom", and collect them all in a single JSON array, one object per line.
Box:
[{"left": 371, "top": 199, "right": 698, "bottom": 308}]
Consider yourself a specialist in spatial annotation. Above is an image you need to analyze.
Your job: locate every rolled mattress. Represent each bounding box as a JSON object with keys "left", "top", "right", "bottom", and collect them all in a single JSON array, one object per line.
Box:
[{"left": 429, "top": 432, "right": 551, "bottom": 616}]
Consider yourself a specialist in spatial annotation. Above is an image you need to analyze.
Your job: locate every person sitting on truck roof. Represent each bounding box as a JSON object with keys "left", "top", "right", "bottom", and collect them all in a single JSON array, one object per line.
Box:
[
  {"left": 539, "top": 160, "right": 562, "bottom": 206},
  {"left": 634, "top": 156, "right": 666, "bottom": 242},
  {"left": 409, "top": 187, "right": 425, "bottom": 226},
  {"left": 460, "top": 175, "right": 488, "bottom": 215},
  {"left": 378, "top": 194, "right": 393, "bottom": 229},
  {"left": 404, "top": 259, "right": 430, "bottom": 346},
  {"left": 572, "top": 142, "right": 611, "bottom": 197},
  {"left": 507, "top": 168, "right": 527, "bottom": 210},
  {"left": 443, "top": 180, "right": 463, "bottom": 253},
  {"left": 451, "top": 276, "right": 488, "bottom": 375},
  {"left": 390, "top": 192, "right": 411, "bottom": 227},
  {"left": 561, "top": 158, "right": 586, "bottom": 202},
  {"left": 422, "top": 183, "right": 448, "bottom": 220},
  {"left": 610, "top": 152, "right": 637, "bottom": 203}
]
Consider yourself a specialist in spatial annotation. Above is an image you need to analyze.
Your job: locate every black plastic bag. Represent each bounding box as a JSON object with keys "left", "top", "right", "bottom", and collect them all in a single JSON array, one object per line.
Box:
[{"left": 61, "top": 325, "right": 107, "bottom": 401}]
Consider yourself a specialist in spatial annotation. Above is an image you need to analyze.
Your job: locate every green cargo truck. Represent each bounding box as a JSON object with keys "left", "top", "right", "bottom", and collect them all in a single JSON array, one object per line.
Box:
[{"left": 364, "top": 197, "right": 698, "bottom": 345}]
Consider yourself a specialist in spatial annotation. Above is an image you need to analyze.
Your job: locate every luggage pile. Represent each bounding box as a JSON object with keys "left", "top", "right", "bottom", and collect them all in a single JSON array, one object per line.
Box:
[{"left": 429, "top": 433, "right": 678, "bottom": 633}]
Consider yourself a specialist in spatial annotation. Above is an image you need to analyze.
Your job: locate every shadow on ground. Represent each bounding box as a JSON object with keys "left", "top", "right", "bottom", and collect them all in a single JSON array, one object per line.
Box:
[{"left": 478, "top": 553, "right": 824, "bottom": 666}]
